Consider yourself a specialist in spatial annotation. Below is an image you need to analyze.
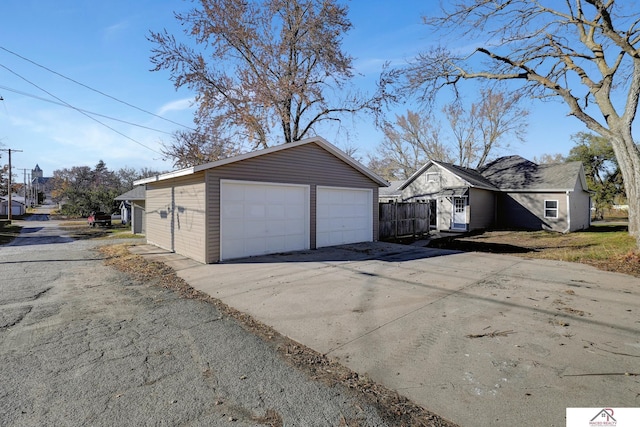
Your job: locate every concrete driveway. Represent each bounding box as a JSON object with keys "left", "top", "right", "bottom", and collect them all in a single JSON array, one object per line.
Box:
[{"left": 131, "top": 242, "right": 640, "bottom": 427}]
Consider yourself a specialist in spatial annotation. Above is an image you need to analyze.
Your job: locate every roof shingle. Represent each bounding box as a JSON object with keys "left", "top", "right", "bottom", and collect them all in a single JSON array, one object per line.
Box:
[{"left": 479, "top": 155, "right": 582, "bottom": 190}]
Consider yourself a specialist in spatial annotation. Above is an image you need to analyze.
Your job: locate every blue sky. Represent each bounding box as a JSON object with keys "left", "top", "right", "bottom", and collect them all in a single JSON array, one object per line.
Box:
[{"left": 0, "top": 0, "right": 591, "bottom": 179}]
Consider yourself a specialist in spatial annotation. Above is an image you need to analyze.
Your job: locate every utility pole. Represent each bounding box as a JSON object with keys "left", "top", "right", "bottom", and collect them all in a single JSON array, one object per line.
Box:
[
  {"left": 0, "top": 148, "right": 23, "bottom": 221},
  {"left": 17, "top": 168, "right": 30, "bottom": 208},
  {"left": 28, "top": 172, "right": 32, "bottom": 207}
]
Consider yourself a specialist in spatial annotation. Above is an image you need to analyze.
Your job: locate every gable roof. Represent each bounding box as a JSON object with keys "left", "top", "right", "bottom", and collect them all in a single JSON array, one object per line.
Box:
[
  {"left": 434, "top": 161, "right": 501, "bottom": 191},
  {"left": 32, "top": 177, "right": 50, "bottom": 185},
  {"left": 0, "top": 196, "right": 26, "bottom": 206},
  {"left": 400, "top": 160, "right": 500, "bottom": 192},
  {"left": 389, "top": 155, "right": 589, "bottom": 197},
  {"left": 479, "top": 155, "right": 586, "bottom": 191},
  {"left": 379, "top": 180, "right": 405, "bottom": 197},
  {"left": 134, "top": 136, "right": 389, "bottom": 187},
  {"left": 115, "top": 185, "right": 146, "bottom": 201}
]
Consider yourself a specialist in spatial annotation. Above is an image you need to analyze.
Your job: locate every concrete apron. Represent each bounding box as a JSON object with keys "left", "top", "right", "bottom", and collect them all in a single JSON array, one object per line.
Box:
[{"left": 130, "top": 242, "right": 640, "bottom": 427}]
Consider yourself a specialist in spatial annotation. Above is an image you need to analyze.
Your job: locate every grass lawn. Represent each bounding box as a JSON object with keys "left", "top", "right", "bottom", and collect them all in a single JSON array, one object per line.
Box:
[
  {"left": 58, "top": 220, "right": 144, "bottom": 240},
  {"left": 429, "top": 222, "right": 640, "bottom": 277}
]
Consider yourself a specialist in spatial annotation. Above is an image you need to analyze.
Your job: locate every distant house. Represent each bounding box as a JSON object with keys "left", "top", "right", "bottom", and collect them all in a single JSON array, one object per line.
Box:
[
  {"left": 379, "top": 156, "right": 591, "bottom": 233},
  {"left": 0, "top": 196, "right": 26, "bottom": 216},
  {"left": 114, "top": 186, "right": 146, "bottom": 234}
]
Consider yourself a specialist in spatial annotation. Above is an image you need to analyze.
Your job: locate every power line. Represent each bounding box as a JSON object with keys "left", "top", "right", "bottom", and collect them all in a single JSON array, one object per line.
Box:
[
  {"left": 0, "top": 63, "right": 164, "bottom": 156},
  {"left": 0, "top": 45, "right": 195, "bottom": 131},
  {"left": 0, "top": 85, "right": 173, "bottom": 135}
]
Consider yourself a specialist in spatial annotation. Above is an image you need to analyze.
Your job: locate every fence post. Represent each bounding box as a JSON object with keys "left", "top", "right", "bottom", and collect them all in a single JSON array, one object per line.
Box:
[
  {"left": 411, "top": 202, "right": 420, "bottom": 239},
  {"left": 394, "top": 201, "right": 398, "bottom": 240}
]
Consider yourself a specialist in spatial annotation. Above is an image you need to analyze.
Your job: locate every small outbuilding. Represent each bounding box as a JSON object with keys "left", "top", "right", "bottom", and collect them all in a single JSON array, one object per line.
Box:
[
  {"left": 114, "top": 185, "right": 146, "bottom": 234},
  {"left": 0, "top": 196, "right": 26, "bottom": 216},
  {"left": 135, "top": 137, "right": 389, "bottom": 263}
]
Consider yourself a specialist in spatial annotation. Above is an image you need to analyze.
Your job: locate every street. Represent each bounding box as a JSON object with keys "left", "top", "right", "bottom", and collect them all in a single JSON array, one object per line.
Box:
[{"left": 0, "top": 218, "right": 395, "bottom": 426}]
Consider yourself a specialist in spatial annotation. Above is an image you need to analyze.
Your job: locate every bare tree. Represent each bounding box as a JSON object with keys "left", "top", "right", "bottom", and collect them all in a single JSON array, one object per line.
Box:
[
  {"left": 441, "top": 88, "right": 529, "bottom": 169},
  {"left": 443, "top": 101, "right": 477, "bottom": 168},
  {"left": 339, "top": 143, "right": 362, "bottom": 163},
  {"left": 162, "top": 129, "right": 243, "bottom": 169},
  {"left": 366, "top": 154, "right": 403, "bottom": 181},
  {"left": 385, "top": 0, "right": 640, "bottom": 246},
  {"left": 150, "top": 0, "right": 384, "bottom": 155},
  {"left": 474, "top": 88, "right": 528, "bottom": 167},
  {"left": 373, "top": 87, "right": 526, "bottom": 176},
  {"left": 534, "top": 153, "right": 567, "bottom": 164},
  {"left": 116, "top": 167, "right": 165, "bottom": 190},
  {"left": 375, "top": 110, "right": 450, "bottom": 179}
]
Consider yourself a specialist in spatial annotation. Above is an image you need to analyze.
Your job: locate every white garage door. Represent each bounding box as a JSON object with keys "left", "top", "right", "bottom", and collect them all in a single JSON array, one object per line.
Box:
[
  {"left": 220, "top": 180, "right": 309, "bottom": 260},
  {"left": 316, "top": 187, "right": 372, "bottom": 248}
]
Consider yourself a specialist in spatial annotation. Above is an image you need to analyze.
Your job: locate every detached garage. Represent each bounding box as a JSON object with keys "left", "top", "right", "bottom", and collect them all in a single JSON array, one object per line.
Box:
[{"left": 135, "top": 137, "right": 388, "bottom": 263}]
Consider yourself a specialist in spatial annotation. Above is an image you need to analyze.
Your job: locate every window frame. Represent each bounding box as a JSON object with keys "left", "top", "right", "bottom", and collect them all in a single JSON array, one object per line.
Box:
[
  {"left": 454, "top": 197, "right": 465, "bottom": 213},
  {"left": 425, "top": 172, "right": 439, "bottom": 182},
  {"left": 544, "top": 199, "right": 559, "bottom": 218}
]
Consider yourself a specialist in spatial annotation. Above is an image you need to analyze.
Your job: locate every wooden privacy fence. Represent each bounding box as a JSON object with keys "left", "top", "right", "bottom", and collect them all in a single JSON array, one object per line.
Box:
[{"left": 379, "top": 201, "right": 431, "bottom": 240}]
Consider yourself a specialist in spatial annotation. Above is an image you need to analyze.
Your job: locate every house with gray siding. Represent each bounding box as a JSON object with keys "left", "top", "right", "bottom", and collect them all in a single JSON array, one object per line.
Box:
[
  {"left": 380, "top": 156, "right": 591, "bottom": 233},
  {"left": 115, "top": 185, "right": 146, "bottom": 234},
  {"left": 480, "top": 156, "right": 591, "bottom": 232},
  {"left": 135, "top": 137, "right": 389, "bottom": 263}
]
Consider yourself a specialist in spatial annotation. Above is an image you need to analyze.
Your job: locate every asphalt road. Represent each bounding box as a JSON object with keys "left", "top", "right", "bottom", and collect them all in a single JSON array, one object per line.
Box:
[{"left": 0, "top": 219, "right": 392, "bottom": 426}]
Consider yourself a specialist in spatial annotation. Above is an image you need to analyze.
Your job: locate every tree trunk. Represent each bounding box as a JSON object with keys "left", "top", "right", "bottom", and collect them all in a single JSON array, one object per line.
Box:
[{"left": 609, "top": 128, "right": 640, "bottom": 247}]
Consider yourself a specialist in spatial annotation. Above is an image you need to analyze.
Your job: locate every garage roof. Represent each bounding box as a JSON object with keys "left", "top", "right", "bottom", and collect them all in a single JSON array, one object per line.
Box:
[
  {"left": 135, "top": 136, "right": 389, "bottom": 187},
  {"left": 114, "top": 185, "right": 146, "bottom": 201}
]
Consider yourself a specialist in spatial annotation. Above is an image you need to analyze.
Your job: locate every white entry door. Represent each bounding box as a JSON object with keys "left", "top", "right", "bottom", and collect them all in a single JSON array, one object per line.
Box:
[
  {"left": 316, "top": 187, "right": 372, "bottom": 248},
  {"left": 220, "top": 180, "right": 309, "bottom": 260},
  {"left": 452, "top": 197, "right": 467, "bottom": 230}
]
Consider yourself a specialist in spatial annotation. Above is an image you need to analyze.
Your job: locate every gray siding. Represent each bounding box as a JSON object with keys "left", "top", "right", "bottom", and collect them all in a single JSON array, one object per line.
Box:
[
  {"left": 499, "top": 192, "right": 568, "bottom": 232},
  {"left": 569, "top": 178, "right": 591, "bottom": 231},
  {"left": 204, "top": 142, "right": 380, "bottom": 263},
  {"left": 398, "top": 165, "right": 460, "bottom": 231},
  {"left": 386, "top": 159, "right": 590, "bottom": 234},
  {"left": 469, "top": 188, "right": 495, "bottom": 231},
  {"left": 132, "top": 201, "right": 145, "bottom": 234},
  {"left": 402, "top": 163, "right": 466, "bottom": 201}
]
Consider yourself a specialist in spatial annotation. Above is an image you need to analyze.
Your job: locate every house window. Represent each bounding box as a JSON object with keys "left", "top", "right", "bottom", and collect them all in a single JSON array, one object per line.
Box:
[
  {"left": 544, "top": 200, "right": 558, "bottom": 218},
  {"left": 426, "top": 172, "right": 439, "bottom": 182}
]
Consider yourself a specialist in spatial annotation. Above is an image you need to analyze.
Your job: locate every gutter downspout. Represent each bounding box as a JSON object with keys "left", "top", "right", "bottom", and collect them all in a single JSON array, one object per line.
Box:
[{"left": 563, "top": 191, "right": 571, "bottom": 233}]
